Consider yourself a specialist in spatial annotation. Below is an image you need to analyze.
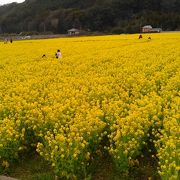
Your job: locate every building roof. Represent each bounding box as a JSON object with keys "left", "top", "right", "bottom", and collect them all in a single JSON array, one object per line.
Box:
[
  {"left": 142, "top": 25, "right": 152, "bottom": 29},
  {"left": 68, "top": 28, "right": 80, "bottom": 32},
  {"left": 152, "top": 28, "right": 162, "bottom": 30}
]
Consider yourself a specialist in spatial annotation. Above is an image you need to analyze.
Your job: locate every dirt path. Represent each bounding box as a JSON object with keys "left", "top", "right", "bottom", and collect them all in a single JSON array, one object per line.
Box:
[{"left": 0, "top": 176, "right": 18, "bottom": 180}]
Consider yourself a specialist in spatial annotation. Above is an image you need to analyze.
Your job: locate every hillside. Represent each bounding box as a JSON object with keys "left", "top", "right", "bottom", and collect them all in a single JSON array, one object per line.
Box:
[{"left": 0, "top": 0, "right": 180, "bottom": 34}]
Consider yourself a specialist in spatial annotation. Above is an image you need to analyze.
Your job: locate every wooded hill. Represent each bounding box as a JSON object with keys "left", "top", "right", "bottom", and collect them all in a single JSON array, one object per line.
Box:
[{"left": 0, "top": 0, "right": 180, "bottom": 34}]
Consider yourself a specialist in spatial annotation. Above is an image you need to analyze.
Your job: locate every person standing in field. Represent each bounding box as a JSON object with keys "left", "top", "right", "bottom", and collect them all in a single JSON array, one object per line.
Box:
[
  {"left": 55, "top": 49, "right": 62, "bottom": 59},
  {"left": 139, "top": 34, "right": 143, "bottom": 39},
  {"left": 4, "top": 38, "right": 8, "bottom": 44}
]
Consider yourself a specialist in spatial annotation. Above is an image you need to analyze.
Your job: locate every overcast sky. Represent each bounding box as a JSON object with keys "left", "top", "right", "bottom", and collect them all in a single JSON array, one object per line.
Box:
[{"left": 0, "top": 0, "right": 25, "bottom": 5}]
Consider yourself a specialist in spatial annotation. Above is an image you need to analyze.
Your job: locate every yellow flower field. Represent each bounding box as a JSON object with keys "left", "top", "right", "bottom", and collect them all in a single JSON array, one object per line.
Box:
[{"left": 0, "top": 33, "right": 179, "bottom": 179}]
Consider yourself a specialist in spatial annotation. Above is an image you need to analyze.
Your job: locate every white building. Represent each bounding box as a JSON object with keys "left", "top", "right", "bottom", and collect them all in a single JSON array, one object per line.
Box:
[
  {"left": 142, "top": 25, "right": 153, "bottom": 32},
  {"left": 142, "top": 25, "right": 162, "bottom": 33},
  {"left": 67, "top": 28, "right": 80, "bottom": 35}
]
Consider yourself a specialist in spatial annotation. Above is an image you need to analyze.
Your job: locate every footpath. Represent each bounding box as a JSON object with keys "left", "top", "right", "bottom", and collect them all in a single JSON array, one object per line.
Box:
[{"left": 0, "top": 176, "right": 18, "bottom": 180}]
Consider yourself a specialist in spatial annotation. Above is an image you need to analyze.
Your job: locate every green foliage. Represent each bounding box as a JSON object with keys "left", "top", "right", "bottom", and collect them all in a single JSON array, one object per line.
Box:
[{"left": 0, "top": 0, "right": 179, "bottom": 34}]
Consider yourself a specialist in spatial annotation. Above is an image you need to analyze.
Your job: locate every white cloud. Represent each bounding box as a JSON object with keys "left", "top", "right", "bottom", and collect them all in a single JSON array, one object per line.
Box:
[{"left": 0, "top": 0, "right": 25, "bottom": 5}]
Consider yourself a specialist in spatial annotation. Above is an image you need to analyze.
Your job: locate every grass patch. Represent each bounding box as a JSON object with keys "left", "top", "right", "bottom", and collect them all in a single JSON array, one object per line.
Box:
[
  {"left": 2, "top": 152, "right": 160, "bottom": 180},
  {"left": 2, "top": 137, "right": 160, "bottom": 180},
  {"left": 7, "top": 152, "right": 54, "bottom": 180}
]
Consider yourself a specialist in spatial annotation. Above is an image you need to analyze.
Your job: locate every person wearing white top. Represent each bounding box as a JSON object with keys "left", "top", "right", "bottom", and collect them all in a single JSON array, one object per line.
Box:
[{"left": 55, "top": 49, "right": 62, "bottom": 59}]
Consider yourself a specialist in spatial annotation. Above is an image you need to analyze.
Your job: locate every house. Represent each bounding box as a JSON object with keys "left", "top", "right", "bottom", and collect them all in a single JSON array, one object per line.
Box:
[
  {"left": 22, "top": 35, "right": 31, "bottom": 39},
  {"left": 142, "top": 25, "right": 162, "bottom": 33},
  {"left": 150, "top": 28, "right": 162, "bottom": 33},
  {"left": 142, "top": 25, "right": 153, "bottom": 33},
  {"left": 67, "top": 28, "right": 80, "bottom": 35}
]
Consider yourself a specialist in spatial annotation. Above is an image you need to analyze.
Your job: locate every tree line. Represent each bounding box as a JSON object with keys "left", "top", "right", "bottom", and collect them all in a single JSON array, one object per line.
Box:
[{"left": 0, "top": 0, "right": 180, "bottom": 34}]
